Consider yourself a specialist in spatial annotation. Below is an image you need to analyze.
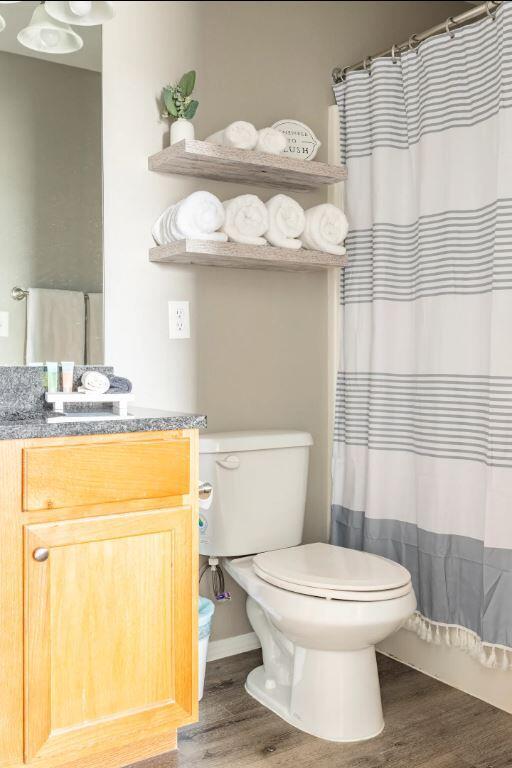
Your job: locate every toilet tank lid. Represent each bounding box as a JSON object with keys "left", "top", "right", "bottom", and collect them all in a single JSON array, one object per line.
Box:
[{"left": 199, "top": 430, "right": 313, "bottom": 454}]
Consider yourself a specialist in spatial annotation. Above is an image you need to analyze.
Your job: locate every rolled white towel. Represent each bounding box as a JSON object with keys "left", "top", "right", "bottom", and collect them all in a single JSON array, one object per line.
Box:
[
  {"left": 152, "top": 191, "right": 227, "bottom": 244},
  {"left": 221, "top": 195, "right": 269, "bottom": 246},
  {"left": 264, "top": 194, "right": 305, "bottom": 250},
  {"left": 206, "top": 121, "right": 258, "bottom": 150},
  {"left": 301, "top": 204, "right": 349, "bottom": 256},
  {"left": 256, "top": 127, "right": 287, "bottom": 155},
  {"left": 78, "top": 370, "right": 110, "bottom": 394}
]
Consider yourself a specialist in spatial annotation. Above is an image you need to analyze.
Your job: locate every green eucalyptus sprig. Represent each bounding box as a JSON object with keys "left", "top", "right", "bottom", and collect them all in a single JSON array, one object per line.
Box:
[{"left": 162, "top": 70, "right": 199, "bottom": 121}]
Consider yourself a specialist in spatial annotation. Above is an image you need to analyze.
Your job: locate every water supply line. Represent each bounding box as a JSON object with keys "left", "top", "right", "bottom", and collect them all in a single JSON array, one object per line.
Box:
[{"left": 200, "top": 557, "right": 231, "bottom": 602}]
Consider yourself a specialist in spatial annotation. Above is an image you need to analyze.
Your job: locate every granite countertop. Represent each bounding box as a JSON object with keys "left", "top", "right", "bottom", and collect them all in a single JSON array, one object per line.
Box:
[
  {"left": 0, "top": 407, "right": 207, "bottom": 441},
  {"left": 0, "top": 366, "right": 206, "bottom": 440}
]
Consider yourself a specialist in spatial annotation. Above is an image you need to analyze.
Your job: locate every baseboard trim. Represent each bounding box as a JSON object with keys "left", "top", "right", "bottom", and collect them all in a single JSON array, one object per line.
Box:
[
  {"left": 207, "top": 631, "right": 261, "bottom": 662},
  {"left": 378, "top": 628, "right": 512, "bottom": 714}
]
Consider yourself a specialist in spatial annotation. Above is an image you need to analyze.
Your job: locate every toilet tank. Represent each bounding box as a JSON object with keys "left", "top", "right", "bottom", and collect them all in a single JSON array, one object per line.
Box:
[{"left": 199, "top": 430, "right": 313, "bottom": 557}]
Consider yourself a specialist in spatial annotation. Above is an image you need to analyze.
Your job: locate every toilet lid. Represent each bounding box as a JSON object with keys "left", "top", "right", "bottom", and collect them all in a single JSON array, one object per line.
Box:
[{"left": 253, "top": 543, "right": 412, "bottom": 600}]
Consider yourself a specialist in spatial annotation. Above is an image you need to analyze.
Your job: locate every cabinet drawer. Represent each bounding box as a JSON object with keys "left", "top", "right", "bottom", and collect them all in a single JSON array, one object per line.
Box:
[{"left": 22, "top": 438, "right": 190, "bottom": 512}]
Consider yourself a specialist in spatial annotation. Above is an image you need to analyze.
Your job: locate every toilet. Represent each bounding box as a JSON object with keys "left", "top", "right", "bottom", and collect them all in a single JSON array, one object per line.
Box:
[{"left": 199, "top": 430, "right": 416, "bottom": 743}]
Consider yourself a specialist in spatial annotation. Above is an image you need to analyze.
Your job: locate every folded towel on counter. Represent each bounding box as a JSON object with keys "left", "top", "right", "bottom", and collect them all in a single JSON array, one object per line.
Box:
[
  {"left": 301, "top": 204, "right": 349, "bottom": 256},
  {"left": 256, "top": 127, "right": 287, "bottom": 155},
  {"left": 206, "top": 121, "right": 258, "bottom": 150},
  {"left": 152, "top": 191, "right": 227, "bottom": 245},
  {"left": 78, "top": 370, "right": 110, "bottom": 394},
  {"left": 221, "top": 195, "right": 269, "bottom": 246},
  {"left": 108, "top": 375, "right": 132, "bottom": 393},
  {"left": 264, "top": 194, "right": 305, "bottom": 250}
]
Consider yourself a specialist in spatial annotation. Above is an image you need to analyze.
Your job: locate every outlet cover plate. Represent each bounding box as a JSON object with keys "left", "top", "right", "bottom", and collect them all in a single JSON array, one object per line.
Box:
[{"left": 168, "top": 301, "right": 190, "bottom": 339}]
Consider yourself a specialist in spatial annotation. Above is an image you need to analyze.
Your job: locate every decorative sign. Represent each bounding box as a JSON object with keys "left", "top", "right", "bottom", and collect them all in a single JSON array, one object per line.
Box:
[{"left": 271, "top": 119, "right": 321, "bottom": 160}]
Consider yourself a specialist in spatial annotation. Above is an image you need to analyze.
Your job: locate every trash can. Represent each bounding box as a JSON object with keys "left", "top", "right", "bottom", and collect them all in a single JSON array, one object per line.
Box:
[{"left": 198, "top": 596, "right": 215, "bottom": 700}]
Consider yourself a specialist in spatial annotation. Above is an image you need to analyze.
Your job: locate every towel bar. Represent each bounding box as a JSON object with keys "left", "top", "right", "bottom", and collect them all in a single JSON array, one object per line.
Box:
[{"left": 11, "top": 287, "right": 91, "bottom": 301}]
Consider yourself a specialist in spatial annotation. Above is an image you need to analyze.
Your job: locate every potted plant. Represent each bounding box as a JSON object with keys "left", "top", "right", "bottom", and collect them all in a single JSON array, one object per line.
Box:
[{"left": 162, "top": 70, "right": 199, "bottom": 144}]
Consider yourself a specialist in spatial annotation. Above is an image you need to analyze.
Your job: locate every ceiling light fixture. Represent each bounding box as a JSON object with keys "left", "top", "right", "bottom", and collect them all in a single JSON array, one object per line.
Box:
[
  {"left": 45, "top": 1, "right": 114, "bottom": 26},
  {"left": 0, "top": 14, "right": 5, "bottom": 31},
  {"left": 17, "top": 4, "right": 83, "bottom": 54}
]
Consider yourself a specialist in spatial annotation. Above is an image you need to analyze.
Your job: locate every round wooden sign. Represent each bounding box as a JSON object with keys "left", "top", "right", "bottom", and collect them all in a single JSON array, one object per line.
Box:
[{"left": 271, "top": 119, "right": 321, "bottom": 160}]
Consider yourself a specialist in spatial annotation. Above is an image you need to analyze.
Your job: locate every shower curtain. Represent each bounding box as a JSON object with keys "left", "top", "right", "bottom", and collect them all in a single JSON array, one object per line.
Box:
[{"left": 332, "top": 2, "right": 512, "bottom": 669}]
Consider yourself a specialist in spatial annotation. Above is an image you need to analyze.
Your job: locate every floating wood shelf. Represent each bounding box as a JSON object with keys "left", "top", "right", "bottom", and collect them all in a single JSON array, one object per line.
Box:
[
  {"left": 149, "top": 239, "right": 347, "bottom": 272},
  {"left": 148, "top": 139, "right": 347, "bottom": 191}
]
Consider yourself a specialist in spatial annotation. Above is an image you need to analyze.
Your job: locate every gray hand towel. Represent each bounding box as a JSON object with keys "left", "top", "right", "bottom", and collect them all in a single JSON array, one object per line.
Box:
[{"left": 107, "top": 375, "right": 132, "bottom": 393}]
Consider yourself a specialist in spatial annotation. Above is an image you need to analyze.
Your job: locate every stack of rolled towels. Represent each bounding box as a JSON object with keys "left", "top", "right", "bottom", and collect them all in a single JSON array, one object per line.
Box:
[
  {"left": 78, "top": 371, "right": 133, "bottom": 394},
  {"left": 152, "top": 192, "right": 348, "bottom": 256},
  {"left": 205, "top": 121, "right": 287, "bottom": 155}
]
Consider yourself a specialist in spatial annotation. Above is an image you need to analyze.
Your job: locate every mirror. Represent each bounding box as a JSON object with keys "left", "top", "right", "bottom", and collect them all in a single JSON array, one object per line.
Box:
[{"left": 0, "top": 1, "right": 103, "bottom": 365}]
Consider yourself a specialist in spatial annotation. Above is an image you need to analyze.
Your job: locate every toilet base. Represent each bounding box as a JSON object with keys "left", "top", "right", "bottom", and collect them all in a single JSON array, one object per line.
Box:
[
  {"left": 245, "top": 646, "right": 385, "bottom": 743},
  {"left": 226, "top": 561, "right": 414, "bottom": 742}
]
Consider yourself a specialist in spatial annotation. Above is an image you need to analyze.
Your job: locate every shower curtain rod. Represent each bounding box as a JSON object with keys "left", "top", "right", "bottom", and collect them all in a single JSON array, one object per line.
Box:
[{"left": 332, "top": 0, "right": 502, "bottom": 82}]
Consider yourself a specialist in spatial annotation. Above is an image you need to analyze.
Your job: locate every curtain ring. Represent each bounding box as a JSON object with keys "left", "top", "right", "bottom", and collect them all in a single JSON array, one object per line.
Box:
[
  {"left": 332, "top": 67, "right": 343, "bottom": 83},
  {"left": 391, "top": 44, "right": 399, "bottom": 64},
  {"left": 341, "top": 66, "right": 350, "bottom": 81},
  {"left": 408, "top": 34, "right": 419, "bottom": 52},
  {"left": 363, "top": 56, "right": 372, "bottom": 74},
  {"left": 486, "top": 1, "right": 497, "bottom": 20},
  {"left": 445, "top": 16, "right": 456, "bottom": 39}
]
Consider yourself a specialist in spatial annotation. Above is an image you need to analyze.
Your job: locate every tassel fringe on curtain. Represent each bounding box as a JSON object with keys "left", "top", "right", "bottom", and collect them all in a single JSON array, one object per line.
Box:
[{"left": 405, "top": 614, "right": 512, "bottom": 670}]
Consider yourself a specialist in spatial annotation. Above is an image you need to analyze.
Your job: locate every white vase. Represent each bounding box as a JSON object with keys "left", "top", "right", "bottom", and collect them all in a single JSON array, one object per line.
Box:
[{"left": 170, "top": 118, "right": 195, "bottom": 145}]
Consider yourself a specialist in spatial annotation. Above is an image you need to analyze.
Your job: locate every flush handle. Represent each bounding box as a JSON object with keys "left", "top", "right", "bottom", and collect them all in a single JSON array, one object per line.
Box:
[
  {"left": 199, "top": 481, "right": 213, "bottom": 500},
  {"left": 216, "top": 455, "right": 240, "bottom": 470},
  {"left": 33, "top": 547, "right": 49, "bottom": 562}
]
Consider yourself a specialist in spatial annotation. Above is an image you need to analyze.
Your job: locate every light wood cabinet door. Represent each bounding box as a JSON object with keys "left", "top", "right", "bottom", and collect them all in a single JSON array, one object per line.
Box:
[{"left": 24, "top": 507, "right": 197, "bottom": 765}]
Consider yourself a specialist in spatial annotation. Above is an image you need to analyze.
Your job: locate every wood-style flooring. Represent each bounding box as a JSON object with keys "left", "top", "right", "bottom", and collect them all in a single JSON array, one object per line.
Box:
[{"left": 130, "top": 650, "right": 512, "bottom": 768}]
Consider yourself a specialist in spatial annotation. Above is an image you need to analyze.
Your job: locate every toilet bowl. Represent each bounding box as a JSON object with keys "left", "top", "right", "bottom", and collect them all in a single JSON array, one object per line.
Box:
[
  {"left": 224, "top": 544, "right": 415, "bottom": 742},
  {"left": 199, "top": 431, "right": 416, "bottom": 742}
]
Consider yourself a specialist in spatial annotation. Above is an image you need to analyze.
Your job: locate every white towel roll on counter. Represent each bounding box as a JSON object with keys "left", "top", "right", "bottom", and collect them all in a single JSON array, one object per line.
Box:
[
  {"left": 206, "top": 121, "right": 258, "bottom": 150},
  {"left": 152, "top": 191, "right": 227, "bottom": 244},
  {"left": 264, "top": 194, "right": 305, "bottom": 249},
  {"left": 301, "top": 203, "right": 349, "bottom": 256},
  {"left": 255, "top": 127, "right": 287, "bottom": 155},
  {"left": 78, "top": 370, "right": 110, "bottom": 394},
  {"left": 221, "top": 195, "right": 269, "bottom": 245}
]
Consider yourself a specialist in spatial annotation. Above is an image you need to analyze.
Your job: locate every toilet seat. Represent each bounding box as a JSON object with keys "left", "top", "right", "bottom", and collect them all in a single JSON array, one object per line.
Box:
[{"left": 253, "top": 542, "right": 412, "bottom": 602}]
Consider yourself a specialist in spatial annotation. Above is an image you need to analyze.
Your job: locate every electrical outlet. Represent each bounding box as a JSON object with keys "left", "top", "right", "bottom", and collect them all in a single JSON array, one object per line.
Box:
[
  {"left": 168, "top": 301, "right": 190, "bottom": 339},
  {"left": 0, "top": 311, "right": 9, "bottom": 338}
]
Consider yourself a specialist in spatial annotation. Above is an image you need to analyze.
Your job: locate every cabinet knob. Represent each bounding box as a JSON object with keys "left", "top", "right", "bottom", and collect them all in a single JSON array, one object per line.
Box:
[{"left": 33, "top": 547, "right": 49, "bottom": 562}]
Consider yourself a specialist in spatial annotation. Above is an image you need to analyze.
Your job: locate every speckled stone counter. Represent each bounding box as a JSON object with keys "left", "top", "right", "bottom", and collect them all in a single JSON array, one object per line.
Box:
[
  {"left": 0, "top": 407, "right": 207, "bottom": 441},
  {"left": 0, "top": 365, "right": 115, "bottom": 414},
  {"left": 0, "top": 366, "right": 206, "bottom": 440}
]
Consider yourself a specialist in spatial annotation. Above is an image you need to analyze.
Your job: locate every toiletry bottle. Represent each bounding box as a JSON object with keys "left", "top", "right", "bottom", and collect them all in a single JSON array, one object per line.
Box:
[
  {"left": 46, "top": 362, "right": 58, "bottom": 393},
  {"left": 61, "top": 362, "right": 75, "bottom": 394}
]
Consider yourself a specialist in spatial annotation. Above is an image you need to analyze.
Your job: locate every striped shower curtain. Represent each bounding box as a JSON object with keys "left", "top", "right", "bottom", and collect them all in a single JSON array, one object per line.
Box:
[{"left": 332, "top": 3, "right": 512, "bottom": 669}]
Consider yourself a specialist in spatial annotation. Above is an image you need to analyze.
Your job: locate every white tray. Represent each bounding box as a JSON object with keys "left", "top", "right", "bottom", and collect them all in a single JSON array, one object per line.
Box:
[
  {"left": 45, "top": 392, "right": 134, "bottom": 416},
  {"left": 46, "top": 411, "right": 136, "bottom": 424}
]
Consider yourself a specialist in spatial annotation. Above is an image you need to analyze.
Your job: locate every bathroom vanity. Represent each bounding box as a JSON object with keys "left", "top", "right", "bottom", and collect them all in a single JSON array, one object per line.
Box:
[
  {"left": 0, "top": 372, "right": 205, "bottom": 768},
  {"left": 1, "top": 17, "right": 204, "bottom": 765}
]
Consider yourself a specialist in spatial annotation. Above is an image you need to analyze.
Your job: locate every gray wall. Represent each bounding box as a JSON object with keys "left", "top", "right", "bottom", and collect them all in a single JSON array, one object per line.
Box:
[{"left": 0, "top": 52, "right": 102, "bottom": 363}]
